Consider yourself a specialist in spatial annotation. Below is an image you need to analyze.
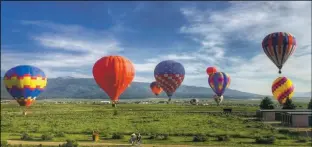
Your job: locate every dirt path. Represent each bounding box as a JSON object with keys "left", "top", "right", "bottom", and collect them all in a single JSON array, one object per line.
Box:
[{"left": 7, "top": 140, "right": 196, "bottom": 147}]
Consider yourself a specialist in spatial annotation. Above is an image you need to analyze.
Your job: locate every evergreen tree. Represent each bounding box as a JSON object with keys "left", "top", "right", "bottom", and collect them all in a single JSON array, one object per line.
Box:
[
  {"left": 308, "top": 98, "right": 312, "bottom": 109},
  {"left": 259, "top": 97, "right": 275, "bottom": 109},
  {"left": 282, "top": 98, "right": 296, "bottom": 109}
]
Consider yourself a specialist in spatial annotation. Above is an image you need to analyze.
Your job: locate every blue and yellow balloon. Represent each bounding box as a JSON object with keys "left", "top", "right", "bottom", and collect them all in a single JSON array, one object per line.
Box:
[
  {"left": 3, "top": 65, "right": 47, "bottom": 112},
  {"left": 208, "top": 72, "right": 230, "bottom": 105}
]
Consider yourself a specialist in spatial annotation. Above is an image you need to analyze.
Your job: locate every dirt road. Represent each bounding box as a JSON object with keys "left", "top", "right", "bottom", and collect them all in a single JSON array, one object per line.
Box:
[{"left": 7, "top": 140, "right": 196, "bottom": 147}]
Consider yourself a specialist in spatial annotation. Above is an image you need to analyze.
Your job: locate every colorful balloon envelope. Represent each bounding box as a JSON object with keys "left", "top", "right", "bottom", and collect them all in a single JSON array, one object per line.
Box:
[
  {"left": 262, "top": 32, "right": 296, "bottom": 74},
  {"left": 92, "top": 55, "right": 135, "bottom": 107},
  {"left": 154, "top": 60, "right": 185, "bottom": 101},
  {"left": 150, "top": 81, "right": 163, "bottom": 96},
  {"left": 206, "top": 66, "right": 217, "bottom": 76},
  {"left": 208, "top": 72, "right": 230, "bottom": 97},
  {"left": 3, "top": 65, "right": 47, "bottom": 107},
  {"left": 272, "top": 77, "right": 294, "bottom": 104},
  {"left": 213, "top": 95, "right": 223, "bottom": 106}
]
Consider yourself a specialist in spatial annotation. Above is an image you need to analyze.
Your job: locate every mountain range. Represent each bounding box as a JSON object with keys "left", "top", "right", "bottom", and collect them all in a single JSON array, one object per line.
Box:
[{"left": 1, "top": 77, "right": 310, "bottom": 99}]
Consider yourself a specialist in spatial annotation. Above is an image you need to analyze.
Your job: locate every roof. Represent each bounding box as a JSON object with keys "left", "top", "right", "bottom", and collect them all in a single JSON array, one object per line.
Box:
[
  {"left": 258, "top": 109, "right": 311, "bottom": 112},
  {"left": 286, "top": 112, "right": 312, "bottom": 115}
]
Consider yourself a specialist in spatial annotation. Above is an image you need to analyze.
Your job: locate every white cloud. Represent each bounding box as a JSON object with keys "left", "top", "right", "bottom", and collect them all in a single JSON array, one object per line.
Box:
[
  {"left": 133, "top": 1, "right": 311, "bottom": 95},
  {"left": 1, "top": 21, "right": 122, "bottom": 78},
  {"left": 175, "top": 1, "right": 311, "bottom": 95},
  {"left": 2, "top": 2, "right": 311, "bottom": 96}
]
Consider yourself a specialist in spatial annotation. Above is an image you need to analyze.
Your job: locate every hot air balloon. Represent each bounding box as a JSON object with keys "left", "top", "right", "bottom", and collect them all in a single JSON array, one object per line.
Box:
[
  {"left": 154, "top": 60, "right": 185, "bottom": 102},
  {"left": 92, "top": 55, "right": 135, "bottom": 107},
  {"left": 3, "top": 65, "right": 47, "bottom": 115},
  {"left": 208, "top": 72, "right": 230, "bottom": 105},
  {"left": 272, "top": 77, "right": 294, "bottom": 104},
  {"left": 262, "top": 32, "right": 296, "bottom": 74},
  {"left": 206, "top": 66, "right": 217, "bottom": 76},
  {"left": 150, "top": 81, "right": 163, "bottom": 96},
  {"left": 213, "top": 95, "right": 223, "bottom": 106}
]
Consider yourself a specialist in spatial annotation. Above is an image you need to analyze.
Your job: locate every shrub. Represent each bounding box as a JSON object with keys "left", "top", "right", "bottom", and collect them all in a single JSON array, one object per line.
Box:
[
  {"left": 55, "top": 132, "right": 66, "bottom": 137},
  {"left": 60, "top": 139, "right": 79, "bottom": 147},
  {"left": 193, "top": 134, "right": 208, "bottom": 142},
  {"left": 308, "top": 99, "right": 312, "bottom": 109},
  {"left": 101, "top": 133, "right": 109, "bottom": 138},
  {"left": 148, "top": 134, "right": 156, "bottom": 139},
  {"left": 282, "top": 98, "right": 296, "bottom": 109},
  {"left": 259, "top": 97, "right": 275, "bottom": 109},
  {"left": 278, "top": 129, "right": 290, "bottom": 134},
  {"left": 111, "top": 133, "right": 124, "bottom": 139},
  {"left": 113, "top": 110, "right": 118, "bottom": 116},
  {"left": 255, "top": 136, "right": 275, "bottom": 144},
  {"left": 276, "top": 136, "right": 288, "bottom": 140},
  {"left": 163, "top": 134, "right": 169, "bottom": 140},
  {"left": 148, "top": 134, "right": 169, "bottom": 140},
  {"left": 217, "top": 135, "right": 230, "bottom": 141},
  {"left": 21, "top": 133, "right": 33, "bottom": 140},
  {"left": 1, "top": 140, "right": 8, "bottom": 147},
  {"left": 41, "top": 133, "right": 54, "bottom": 141},
  {"left": 296, "top": 137, "right": 308, "bottom": 143}
]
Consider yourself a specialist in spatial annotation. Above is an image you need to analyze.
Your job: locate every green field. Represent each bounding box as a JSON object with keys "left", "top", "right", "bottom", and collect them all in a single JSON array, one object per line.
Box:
[{"left": 1, "top": 101, "right": 311, "bottom": 147}]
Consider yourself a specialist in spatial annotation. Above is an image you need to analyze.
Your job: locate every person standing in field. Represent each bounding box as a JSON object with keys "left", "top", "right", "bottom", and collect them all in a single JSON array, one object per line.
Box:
[
  {"left": 136, "top": 133, "right": 142, "bottom": 145},
  {"left": 130, "top": 133, "right": 137, "bottom": 145}
]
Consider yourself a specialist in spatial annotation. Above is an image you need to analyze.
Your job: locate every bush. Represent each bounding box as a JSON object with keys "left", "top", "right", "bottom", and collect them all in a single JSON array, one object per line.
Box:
[
  {"left": 278, "top": 129, "right": 290, "bottom": 134},
  {"left": 21, "top": 133, "right": 33, "bottom": 140},
  {"left": 1, "top": 140, "right": 8, "bottom": 147},
  {"left": 193, "top": 134, "right": 208, "bottom": 142},
  {"left": 217, "top": 135, "right": 230, "bottom": 141},
  {"left": 255, "top": 136, "right": 275, "bottom": 144},
  {"left": 41, "top": 133, "right": 54, "bottom": 141},
  {"left": 282, "top": 98, "right": 296, "bottom": 109},
  {"left": 148, "top": 134, "right": 156, "bottom": 139},
  {"left": 163, "top": 134, "right": 169, "bottom": 140},
  {"left": 113, "top": 110, "right": 118, "bottom": 116},
  {"left": 111, "top": 133, "right": 124, "bottom": 139},
  {"left": 296, "top": 137, "right": 308, "bottom": 143},
  {"left": 101, "top": 133, "right": 109, "bottom": 138},
  {"left": 259, "top": 97, "right": 275, "bottom": 109},
  {"left": 148, "top": 134, "right": 169, "bottom": 140},
  {"left": 308, "top": 99, "right": 312, "bottom": 109},
  {"left": 55, "top": 132, "right": 66, "bottom": 137},
  {"left": 60, "top": 139, "right": 78, "bottom": 147}
]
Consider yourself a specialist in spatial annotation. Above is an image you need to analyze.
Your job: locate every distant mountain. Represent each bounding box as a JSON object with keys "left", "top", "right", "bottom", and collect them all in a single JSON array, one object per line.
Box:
[
  {"left": 1, "top": 77, "right": 265, "bottom": 99},
  {"left": 294, "top": 92, "right": 312, "bottom": 98}
]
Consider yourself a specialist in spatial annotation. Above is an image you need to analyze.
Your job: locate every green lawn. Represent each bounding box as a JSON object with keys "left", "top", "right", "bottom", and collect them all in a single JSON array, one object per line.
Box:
[{"left": 1, "top": 102, "right": 311, "bottom": 147}]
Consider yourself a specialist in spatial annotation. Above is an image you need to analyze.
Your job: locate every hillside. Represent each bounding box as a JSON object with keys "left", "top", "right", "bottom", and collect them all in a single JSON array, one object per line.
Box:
[{"left": 1, "top": 77, "right": 264, "bottom": 99}]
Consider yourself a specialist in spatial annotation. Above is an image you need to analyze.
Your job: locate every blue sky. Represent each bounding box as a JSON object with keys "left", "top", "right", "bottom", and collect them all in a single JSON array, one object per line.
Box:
[{"left": 1, "top": 1, "right": 311, "bottom": 95}]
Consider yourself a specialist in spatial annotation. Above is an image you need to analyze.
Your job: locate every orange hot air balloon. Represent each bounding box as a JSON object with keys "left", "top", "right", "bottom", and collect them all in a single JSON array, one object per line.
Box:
[
  {"left": 206, "top": 66, "right": 217, "bottom": 76},
  {"left": 92, "top": 55, "right": 135, "bottom": 107},
  {"left": 150, "top": 81, "right": 163, "bottom": 96}
]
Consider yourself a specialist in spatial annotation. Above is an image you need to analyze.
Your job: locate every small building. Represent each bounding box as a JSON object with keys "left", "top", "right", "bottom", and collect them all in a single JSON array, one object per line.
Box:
[
  {"left": 281, "top": 112, "right": 312, "bottom": 127},
  {"left": 257, "top": 109, "right": 311, "bottom": 121}
]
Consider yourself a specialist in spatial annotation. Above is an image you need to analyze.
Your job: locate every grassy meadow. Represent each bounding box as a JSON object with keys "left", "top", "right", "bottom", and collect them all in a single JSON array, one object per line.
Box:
[{"left": 1, "top": 100, "right": 312, "bottom": 147}]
